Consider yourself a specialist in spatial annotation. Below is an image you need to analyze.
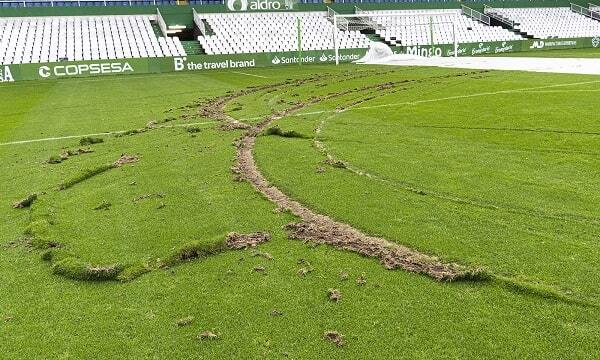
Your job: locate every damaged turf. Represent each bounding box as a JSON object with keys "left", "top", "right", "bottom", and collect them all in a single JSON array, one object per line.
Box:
[
  {"left": 226, "top": 232, "right": 271, "bottom": 249},
  {"left": 221, "top": 87, "right": 476, "bottom": 281}
]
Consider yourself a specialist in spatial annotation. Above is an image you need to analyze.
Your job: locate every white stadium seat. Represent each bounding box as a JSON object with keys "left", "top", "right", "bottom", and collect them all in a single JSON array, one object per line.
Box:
[
  {"left": 0, "top": 15, "right": 186, "bottom": 65},
  {"left": 489, "top": 7, "right": 600, "bottom": 39},
  {"left": 196, "top": 11, "right": 371, "bottom": 55},
  {"left": 361, "top": 9, "right": 523, "bottom": 47}
]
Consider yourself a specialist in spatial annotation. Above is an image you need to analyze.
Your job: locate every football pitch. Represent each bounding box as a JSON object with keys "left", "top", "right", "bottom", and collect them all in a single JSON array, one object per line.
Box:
[{"left": 1, "top": 62, "right": 599, "bottom": 359}]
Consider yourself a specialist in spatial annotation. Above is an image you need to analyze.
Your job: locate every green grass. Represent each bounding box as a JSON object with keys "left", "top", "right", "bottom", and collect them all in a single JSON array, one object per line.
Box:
[{"left": 1, "top": 63, "right": 599, "bottom": 359}]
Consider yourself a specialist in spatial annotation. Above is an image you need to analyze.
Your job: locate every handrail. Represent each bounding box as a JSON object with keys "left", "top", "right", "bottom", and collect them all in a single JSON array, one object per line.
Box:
[
  {"left": 156, "top": 7, "right": 168, "bottom": 37},
  {"left": 461, "top": 5, "right": 490, "bottom": 26},
  {"left": 571, "top": 2, "right": 600, "bottom": 21},
  {"left": 588, "top": 2, "right": 600, "bottom": 20},
  {"left": 192, "top": 8, "right": 206, "bottom": 35},
  {"left": 483, "top": 5, "right": 515, "bottom": 28}
]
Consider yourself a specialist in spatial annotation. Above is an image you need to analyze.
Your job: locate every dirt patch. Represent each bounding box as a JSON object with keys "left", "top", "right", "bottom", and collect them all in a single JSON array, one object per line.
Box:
[
  {"left": 323, "top": 331, "right": 344, "bottom": 347},
  {"left": 113, "top": 154, "right": 139, "bottom": 167},
  {"left": 327, "top": 288, "right": 342, "bottom": 303},
  {"left": 270, "top": 309, "right": 284, "bottom": 317},
  {"left": 176, "top": 316, "right": 194, "bottom": 327},
  {"left": 197, "top": 331, "right": 219, "bottom": 341},
  {"left": 226, "top": 232, "right": 271, "bottom": 250}
]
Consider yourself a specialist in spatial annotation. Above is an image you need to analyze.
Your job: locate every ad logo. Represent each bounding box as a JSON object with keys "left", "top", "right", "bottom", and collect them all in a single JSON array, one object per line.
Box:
[
  {"left": 530, "top": 40, "right": 545, "bottom": 49},
  {"left": 226, "top": 0, "right": 248, "bottom": 11},
  {"left": 319, "top": 53, "right": 328, "bottom": 62},
  {"left": 38, "top": 62, "right": 133, "bottom": 78},
  {"left": 0, "top": 66, "right": 14, "bottom": 82},
  {"left": 593, "top": 37, "right": 600, "bottom": 48},
  {"left": 227, "top": 0, "right": 295, "bottom": 11},
  {"left": 271, "top": 56, "right": 281, "bottom": 65}
]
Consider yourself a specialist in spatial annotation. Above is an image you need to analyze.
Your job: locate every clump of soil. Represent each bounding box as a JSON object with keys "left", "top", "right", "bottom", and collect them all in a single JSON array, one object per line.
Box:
[
  {"left": 252, "top": 265, "right": 266, "bottom": 273},
  {"left": 323, "top": 331, "right": 344, "bottom": 347},
  {"left": 46, "top": 148, "right": 93, "bottom": 165},
  {"left": 13, "top": 193, "right": 37, "bottom": 209},
  {"left": 185, "top": 126, "right": 202, "bottom": 134},
  {"left": 264, "top": 126, "right": 308, "bottom": 139},
  {"left": 340, "top": 272, "right": 349, "bottom": 281},
  {"left": 327, "top": 289, "right": 342, "bottom": 303},
  {"left": 356, "top": 274, "right": 367, "bottom": 286},
  {"left": 197, "top": 331, "right": 219, "bottom": 340},
  {"left": 79, "top": 136, "right": 104, "bottom": 146},
  {"left": 226, "top": 232, "right": 271, "bottom": 250},
  {"left": 270, "top": 309, "right": 283, "bottom": 317},
  {"left": 252, "top": 250, "right": 274, "bottom": 260},
  {"left": 285, "top": 221, "right": 466, "bottom": 281},
  {"left": 113, "top": 154, "right": 139, "bottom": 167},
  {"left": 93, "top": 201, "right": 111, "bottom": 211},
  {"left": 133, "top": 193, "right": 164, "bottom": 203},
  {"left": 297, "top": 268, "right": 313, "bottom": 277},
  {"left": 176, "top": 316, "right": 194, "bottom": 327},
  {"left": 324, "top": 158, "right": 347, "bottom": 169}
]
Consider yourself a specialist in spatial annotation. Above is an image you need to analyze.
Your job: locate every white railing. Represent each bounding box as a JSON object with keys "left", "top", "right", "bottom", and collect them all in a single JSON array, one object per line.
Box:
[
  {"left": 572, "top": 3, "right": 591, "bottom": 16},
  {"left": 0, "top": 0, "right": 162, "bottom": 7},
  {"left": 192, "top": 8, "right": 206, "bottom": 35},
  {"left": 483, "top": 5, "right": 515, "bottom": 28},
  {"left": 156, "top": 7, "right": 168, "bottom": 37},
  {"left": 461, "top": 5, "right": 490, "bottom": 25},
  {"left": 588, "top": 3, "right": 600, "bottom": 20}
]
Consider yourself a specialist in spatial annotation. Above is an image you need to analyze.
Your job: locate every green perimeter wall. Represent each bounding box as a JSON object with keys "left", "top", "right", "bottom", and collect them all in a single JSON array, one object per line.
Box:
[{"left": 1, "top": 37, "right": 599, "bottom": 83}]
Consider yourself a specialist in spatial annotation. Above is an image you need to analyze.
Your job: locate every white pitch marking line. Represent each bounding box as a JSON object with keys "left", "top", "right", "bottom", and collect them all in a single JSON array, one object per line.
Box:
[
  {"left": 0, "top": 121, "right": 215, "bottom": 146},
  {"left": 231, "top": 71, "right": 268, "bottom": 79},
  {"left": 238, "top": 79, "right": 600, "bottom": 121}
]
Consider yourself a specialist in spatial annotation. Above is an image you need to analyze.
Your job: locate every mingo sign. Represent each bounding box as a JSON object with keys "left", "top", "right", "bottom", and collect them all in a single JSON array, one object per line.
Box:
[
  {"left": 38, "top": 61, "right": 134, "bottom": 79},
  {"left": 226, "top": 0, "right": 297, "bottom": 11},
  {"left": 0, "top": 65, "right": 15, "bottom": 82}
]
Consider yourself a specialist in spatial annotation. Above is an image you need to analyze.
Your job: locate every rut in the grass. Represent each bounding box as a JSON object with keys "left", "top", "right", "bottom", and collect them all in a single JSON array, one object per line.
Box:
[{"left": 204, "top": 79, "right": 479, "bottom": 281}]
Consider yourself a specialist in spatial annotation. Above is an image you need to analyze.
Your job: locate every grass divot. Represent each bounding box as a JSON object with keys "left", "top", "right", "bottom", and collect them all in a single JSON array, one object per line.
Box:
[
  {"left": 79, "top": 136, "right": 104, "bottom": 146},
  {"left": 13, "top": 193, "right": 37, "bottom": 209},
  {"left": 264, "top": 126, "right": 309, "bottom": 139},
  {"left": 226, "top": 232, "right": 271, "bottom": 249},
  {"left": 176, "top": 316, "right": 195, "bottom": 327},
  {"left": 323, "top": 331, "right": 344, "bottom": 347}
]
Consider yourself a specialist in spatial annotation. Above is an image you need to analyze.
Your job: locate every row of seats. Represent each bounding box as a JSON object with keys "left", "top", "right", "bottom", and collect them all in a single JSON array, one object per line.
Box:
[
  {"left": 361, "top": 9, "right": 522, "bottom": 46},
  {"left": 0, "top": 15, "right": 185, "bottom": 64},
  {"left": 488, "top": 7, "right": 600, "bottom": 39},
  {"left": 197, "top": 12, "right": 371, "bottom": 55},
  {"left": 0, "top": 0, "right": 462, "bottom": 8}
]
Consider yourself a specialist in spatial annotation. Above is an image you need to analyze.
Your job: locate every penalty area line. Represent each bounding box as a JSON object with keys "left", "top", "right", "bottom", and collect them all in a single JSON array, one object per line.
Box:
[
  {"left": 240, "top": 79, "right": 600, "bottom": 121},
  {"left": 0, "top": 121, "right": 215, "bottom": 147}
]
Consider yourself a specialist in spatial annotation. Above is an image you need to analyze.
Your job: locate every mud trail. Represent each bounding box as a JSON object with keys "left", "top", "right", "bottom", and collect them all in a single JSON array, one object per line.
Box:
[{"left": 203, "top": 74, "right": 476, "bottom": 281}]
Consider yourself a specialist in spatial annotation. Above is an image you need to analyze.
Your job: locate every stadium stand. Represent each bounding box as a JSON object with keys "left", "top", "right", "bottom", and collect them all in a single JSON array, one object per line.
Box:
[
  {"left": 486, "top": 7, "right": 600, "bottom": 39},
  {"left": 0, "top": 15, "right": 185, "bottom": 64},
  {"left": 197, "top": 12, "right": 371, "bottom": 55},
  {"left": 360, "top": 9, "right": 523, "bottom": 47}
]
